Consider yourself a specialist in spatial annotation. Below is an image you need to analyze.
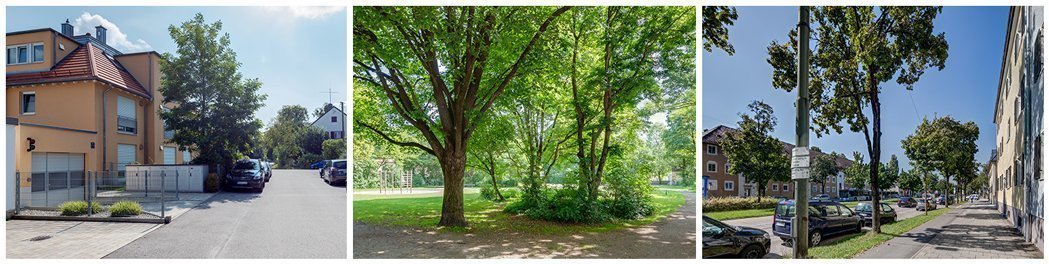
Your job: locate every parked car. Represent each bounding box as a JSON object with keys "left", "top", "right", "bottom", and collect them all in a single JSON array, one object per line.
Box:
[
  {"left": 838, "top": 196, "right": 857, "bottom": 202},
  {"left": 813, "top": 194, "right": 833, "bottom": 202},
  {"left": 310, "top": 160, "right": 327, "bottom": 170},
  {"left": 897, "top": 196, "right": 917, "bottom": 208},
  {"left": 261, "top": 161, "right": 272, "bottom": 182},
  {"left": 916, "top": 198, "right": 937, "bottom": 211},
  {"left": 319, "top": 160, "right": 333, "bottom": 178},
  {"left": 855, "top": 195, "right": 871, "bottom": 201},
  {"left": 855, "top": 202, "right": 897, "bottom": 226},
  {"left": 772, "top": 200, "right": 862, "bottom": 246},
  {"left": 773, "top": 196, "right": 789, "bottom": 203},
  {"left": 223, "top": 159, "right": 266, "bottom": 192},
  {"left": 936, "top": 196, "right": 954, "bottom": 205},
  {"left": 703, "top": 216, "right": 771, "bottom": 258},
  {"left": 322, "top": 159, "right": 347, "bottom": 186}
]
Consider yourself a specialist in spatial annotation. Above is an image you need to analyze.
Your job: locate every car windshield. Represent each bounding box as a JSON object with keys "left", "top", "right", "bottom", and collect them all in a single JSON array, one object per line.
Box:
[
  {"left": 856, "top": 203, "right": 873, "bottom": 211},
  {"left": 334, "top": 161, "right": 346, "bottom": 169},
  {"left": 233, "top": 161, "right": 259, "bottom": 170},
  {"left": 775, "top": 204, "right": 795, "bottom": 217}
]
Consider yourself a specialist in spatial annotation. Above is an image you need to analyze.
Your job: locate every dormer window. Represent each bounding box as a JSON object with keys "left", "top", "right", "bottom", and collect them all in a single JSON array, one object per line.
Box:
[{"left": 6, "top": 43, "right": 45, "bottom": 65}]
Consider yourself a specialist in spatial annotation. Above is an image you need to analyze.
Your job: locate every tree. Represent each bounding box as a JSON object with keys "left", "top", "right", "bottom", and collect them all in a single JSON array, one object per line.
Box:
[
  {"left": 898, "top": 166, "right": 924, "bottom": 196},
  {"left": 264, "top": 105, "right": 326, "bottom": 168},
  {"left": 722, "top": 101, "right": 790, "bottom": 202},
  {"left": 810, "top": 153, "right": 839, "bottom": 195},
  {"left": 845, "top": 152, "right": 869, "bottom": 191},
  {"left": 322, "top": 139, "right": 346, "bottom": 160},
  {"left": 161, "top": 13, "right": 266, "bottom": 173},
  {"left": 313, "top": 103, "right": 337, "bottom": 118},
  {"left": 767, "top": 7, "right": 949, "bottom": 233},
  {"left": 901, "top": 116, "right": 979, "bottom": 208},
  {"left": 353, "top": 7, "right": 572, "bottom": 227},
  {"left": 702, "top": 6, "right": 737, "bottom": 55},
  {"left": 878, "top": 154, "right": 900, "bottom": 191},
  {"left": 469, "top": 109, "right": 514, "bottom": 202}
]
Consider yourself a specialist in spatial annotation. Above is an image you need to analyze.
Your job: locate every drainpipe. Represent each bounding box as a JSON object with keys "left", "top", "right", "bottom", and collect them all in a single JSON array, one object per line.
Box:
[{"left": 102, "top": 87, "right": 113, "bottom": 171}]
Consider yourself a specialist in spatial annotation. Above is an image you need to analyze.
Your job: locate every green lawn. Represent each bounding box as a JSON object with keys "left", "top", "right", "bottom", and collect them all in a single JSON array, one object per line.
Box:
[
  {"left": 353, "top": 191, "right": 686, "bottom": 234},
  {"left": 706, "top": 208, "right": 776, "bottom": 221},
  {"left": 808, "top": 207, "right": 950, "bottom": 259}
]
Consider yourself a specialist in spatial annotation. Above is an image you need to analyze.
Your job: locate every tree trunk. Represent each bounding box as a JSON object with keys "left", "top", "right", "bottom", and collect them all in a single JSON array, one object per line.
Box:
[
  {"left": 488, "top": 153, "right": 504, "bottom": 201},
  {"left": 438, "top": 151, "right": 468, "bottom": 227},
  {"left": 870, "top": 89, "right": 883, "bottom": 233}
]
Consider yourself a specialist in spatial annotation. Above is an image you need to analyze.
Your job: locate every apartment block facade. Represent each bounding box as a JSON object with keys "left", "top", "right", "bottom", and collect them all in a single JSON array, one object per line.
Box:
[
  {"left": 990, "top": 6, "right": 1044, "bottom": 252},
  {"left": 6, "top": 20, "right": 193, "bottom": 206},
  {"left": 701, "top": 125, "right": 853, "bottom": 199}
]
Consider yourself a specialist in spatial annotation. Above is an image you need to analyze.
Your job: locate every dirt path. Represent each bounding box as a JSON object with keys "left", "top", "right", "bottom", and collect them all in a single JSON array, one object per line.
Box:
[{"left": 353, "top": 192, "right": 696, "bottom": 259}]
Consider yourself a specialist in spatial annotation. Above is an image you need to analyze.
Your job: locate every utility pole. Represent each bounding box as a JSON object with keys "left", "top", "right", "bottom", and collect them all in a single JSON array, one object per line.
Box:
[{"left": 791, "top": 6, "right": 812, "bottom": 259}]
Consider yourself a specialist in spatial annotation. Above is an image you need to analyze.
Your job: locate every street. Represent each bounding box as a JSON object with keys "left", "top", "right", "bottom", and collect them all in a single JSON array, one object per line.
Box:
[
  {"left": 105, "top": 169, "right": 346, "bottom": 259},
  {"left": 723, "top": 202, "right": 926, "bottom": 258}
]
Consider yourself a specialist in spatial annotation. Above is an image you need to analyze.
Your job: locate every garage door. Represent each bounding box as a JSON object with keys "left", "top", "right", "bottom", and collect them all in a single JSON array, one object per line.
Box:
[
  {"left": 28, "top": 152, "right": 86, "bottom": 207},
  {"left": 164, "top": 147, "right": 175, "bottom": 164},
  {"left": 117, "top": 144, "right": 136, "bottom": 171}
]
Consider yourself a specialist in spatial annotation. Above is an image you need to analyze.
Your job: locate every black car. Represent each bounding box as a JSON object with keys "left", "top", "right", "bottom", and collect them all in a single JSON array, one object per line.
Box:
[
  {"left": 703, "top": 216, "right": 771, "bottom": 258},
  {"left": 855, "top": 202, "right": 897, "bottom": 226},
  {"left": 772, "top": 200, "right": 862, "bottom": 246},
  {"left": 897, "top": 196, "right": 917, "bottom": 208},
  {"left": 223, "top": 159, "right": 266, "bottom": 192}
]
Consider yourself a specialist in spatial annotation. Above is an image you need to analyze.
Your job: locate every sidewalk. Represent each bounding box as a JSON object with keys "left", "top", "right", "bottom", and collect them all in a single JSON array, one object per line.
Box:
[
  {"left": 858, "top": 200, "right": 1043, "bottom": 259},
  {"left": 6, "top": 192, "right": 216, "bottom": 259}
]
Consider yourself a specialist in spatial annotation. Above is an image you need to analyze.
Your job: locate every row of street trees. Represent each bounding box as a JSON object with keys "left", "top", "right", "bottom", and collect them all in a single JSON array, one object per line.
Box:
[{"left": 354, "top": 6, "right": 696, "bottom": 227}]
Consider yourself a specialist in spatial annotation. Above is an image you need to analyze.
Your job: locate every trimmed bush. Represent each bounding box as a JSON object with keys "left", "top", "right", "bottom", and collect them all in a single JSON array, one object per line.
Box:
[
  {"left": 505, "top": 188, "right": 610, "bottom": 223},
  {"left": 480, "top": 185, "right": 520, "bottom": 201},
  {"left": 109, "top": 201, "right": 143, "bottom": 217},
  {"left": 702, "top": 196, "right": 779, "bottom": 212},
  {"left": 58, "top": 201, "right": 103, "bottom": 216}
]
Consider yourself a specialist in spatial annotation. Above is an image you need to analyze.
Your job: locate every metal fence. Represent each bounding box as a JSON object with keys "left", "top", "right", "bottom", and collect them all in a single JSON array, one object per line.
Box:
[{"left": 14, "top": 170, "right": 179, "bottom": 218}]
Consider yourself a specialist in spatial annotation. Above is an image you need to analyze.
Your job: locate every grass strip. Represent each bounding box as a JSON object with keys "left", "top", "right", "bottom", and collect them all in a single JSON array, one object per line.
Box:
[
  {"left": 808, "top": 207, "right": 950, "bottom": 259},
  {"left": 706, "top": 208, "right": 776, "bottom": 221}
]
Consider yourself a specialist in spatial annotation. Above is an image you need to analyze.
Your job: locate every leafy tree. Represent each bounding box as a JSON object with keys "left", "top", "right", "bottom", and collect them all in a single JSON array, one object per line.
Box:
[
  {"left": 901, "top": 116, "right": 979, "bottom": 208},
  {"left": 767, "top": 7, "right": 949, "bottom": 233},
  {"left": 810, "top": 152, "right": 839, "bottom": 195},
  {"left": 898, "top": 166, "right": 924, "bottom": 196},
  {"left": 322, "top": 139, "right": 346, "bottom": 160},
  {"left": 878, "top": 154, "right": 901, "bottom": 191},
  {"left": 264, "top": 105, "right": 318, "bottom": 168},
  {"left": 845, "top": 152, "right": 869, "bottom": 191},
  {"left": 702, "top": 6, "right": 737, "bottom": 55},
  {"left": 722, "top": 101, "right": 790, "bottom": 202},
  {"left": 353, "top": 6, "right": 572, "bottom": 227},
  {"left": 313, "top": 103, "right": 337, "bottom": 118},
  {"left": 161, "top": 13, "right": 266, "bottom": 172},
  {"left": 469, "top": 109, "right": 514, "bottom": 202}
]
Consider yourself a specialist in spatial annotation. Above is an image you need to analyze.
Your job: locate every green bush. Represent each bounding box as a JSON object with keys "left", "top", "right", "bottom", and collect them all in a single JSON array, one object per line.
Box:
[
  {"left": 702, "top": 196, "right": 779, "bottom": 212},
  {"left": 480, "top": 186, "right": 520, "bottom": 201},
  {"left": 505, "top": 188, "right": 609, "bottom": 223},
  {"left": 58, "top": 201, "right": 103, "bottom": 216},
  {"left": 109, "top": 201, "right": 143, "bottom": 216}
]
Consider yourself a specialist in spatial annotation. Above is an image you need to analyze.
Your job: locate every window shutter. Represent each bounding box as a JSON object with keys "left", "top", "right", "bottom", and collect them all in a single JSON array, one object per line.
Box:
[
  {"left": 117, "top": 144, "right": 136, "bottom": 171},
  {"left": 117, "top": 96, "right": 135, "bottom": 118},
  {"left": 164, "top": 148, "right": 176, "bottom": 164}
]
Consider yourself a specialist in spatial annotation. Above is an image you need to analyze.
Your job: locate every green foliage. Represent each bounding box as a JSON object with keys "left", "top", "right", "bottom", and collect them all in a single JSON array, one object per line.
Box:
[
  {"left": 845, "top": 152, "right": 869, "bottom": 190},
  {"left": 322, "top": 139, "right": 347, "bottom": 160},
  {"left": 878, "top": 154, "right": 901, "bottom": 190},
  {"left": 702, "top": 6, "right": 738, "bottom": 55},
  {"left": 810, "top": 152, "right": 840, "bottom": 193},
  {"left": 722, "top": 101, "right": 790, "bottom": 198},
  {"left": 480, "top": 186, "right": 520, "bottom": 201},
  {"left": 898, "top": 167, "right": 924, "bottom": 192},
  {"left": 161, "top": 13, "right": 266, "bottom": 171},
  {"left": 505, "top": 188, "right": 609, "bottom": 223},
  {"left": 901, "top": 116, "right": 979, "bottom": 201},
  {"left": 109, "top": 201, "right": 143, "bottom": 217},
  {"left": 702, "top": 196, "right": 780, "bottom": 212},
  {"left": 58, "top": 201, "right": 103, "bottom": 216},
  {"left": 264, "top": 105, "right": 328, "bottom": 168}
]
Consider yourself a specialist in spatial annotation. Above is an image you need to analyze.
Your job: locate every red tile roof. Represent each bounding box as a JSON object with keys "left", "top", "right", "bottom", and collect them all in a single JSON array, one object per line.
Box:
[{"left": 7, "top": 43, "right": 150, "bottom": 99}]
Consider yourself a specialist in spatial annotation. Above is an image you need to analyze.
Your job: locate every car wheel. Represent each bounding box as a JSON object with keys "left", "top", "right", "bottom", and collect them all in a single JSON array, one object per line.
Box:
[
  {"left": 855, "top": 223, "right": 862, "bottom": 233},
  {"left": 810, "top": 230, "right": 823, "bottom": 246},
  {"left": 739, "top": 244, "right": 765, "bottom": 259}
]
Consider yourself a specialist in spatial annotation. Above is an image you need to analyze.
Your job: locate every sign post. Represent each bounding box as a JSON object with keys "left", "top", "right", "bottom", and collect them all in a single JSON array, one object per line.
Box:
[{"left": 792, "top": 6, "right": 812, "bottom": 259}]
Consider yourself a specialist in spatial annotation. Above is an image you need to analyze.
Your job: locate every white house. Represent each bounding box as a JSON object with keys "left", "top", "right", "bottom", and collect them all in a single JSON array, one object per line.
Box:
[{"left": 311, "top": 105, "right": 346, "bottom": 140}]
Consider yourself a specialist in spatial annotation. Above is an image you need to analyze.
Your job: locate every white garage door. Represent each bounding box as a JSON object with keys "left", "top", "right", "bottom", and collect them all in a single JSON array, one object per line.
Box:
[
  {"left": 28, "top": 152, "right": 86, "bottom": 207},
  {"left": 117, "top": 144, "right": 136, "bottom": 171},
  {"left": 164, "top": 147, "right": 176, "bottom": 164}
]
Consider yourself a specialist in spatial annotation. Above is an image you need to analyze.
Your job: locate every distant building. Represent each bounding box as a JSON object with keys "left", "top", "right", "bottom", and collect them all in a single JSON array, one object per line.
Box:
[
  {"left": 990, "top": 6, "right": 1043, "bottom": 252},
  {"left": 701, "top": 125, "right": 853, "bottom": 199},
  {"left": 311, "top": 104, "right": 346, "bottom": 140}
]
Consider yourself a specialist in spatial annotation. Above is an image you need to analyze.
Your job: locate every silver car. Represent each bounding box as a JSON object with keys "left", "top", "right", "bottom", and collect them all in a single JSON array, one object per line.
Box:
[{"left": 916, "top": 198, "right": 938, "bottom": 211}]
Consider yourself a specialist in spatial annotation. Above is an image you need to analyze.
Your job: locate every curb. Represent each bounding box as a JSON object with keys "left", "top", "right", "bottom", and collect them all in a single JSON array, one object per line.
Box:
[{"left": 11, "top": 214, "right": 170, "bottom": 224}]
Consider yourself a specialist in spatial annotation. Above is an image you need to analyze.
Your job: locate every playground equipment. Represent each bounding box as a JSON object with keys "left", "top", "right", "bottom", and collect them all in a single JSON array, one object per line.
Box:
[{"left": 377, "top": 161, "right": 427, "bottom": 194}]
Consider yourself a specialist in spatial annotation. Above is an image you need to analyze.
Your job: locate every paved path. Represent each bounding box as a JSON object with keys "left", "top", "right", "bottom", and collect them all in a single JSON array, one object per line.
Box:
[
  {"left": 106, "top": 169, "right": 346, "bottom": 259},
  {"left": 722, "top": 202, "right": 924, "bottom": 258},
  {"left": 858, "top": 200, "right": 1043, "bottom": 259},
  {"left": 354, "top": 191, "right": 696, "bottom": 258}
]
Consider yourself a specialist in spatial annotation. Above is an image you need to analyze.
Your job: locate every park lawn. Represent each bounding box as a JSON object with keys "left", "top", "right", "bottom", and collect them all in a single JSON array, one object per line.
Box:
[
  {"left": 808, "top": 207, "right": 950, "bottom": 259},
  {"left": 653, "top": 185, "right": 696, "bottom": 192},
  {"left": 705, "top": 208, "right": 776, "bottom": 221},
  {"left": 353, "top": 190, "right": 686, "bottom": 235}
]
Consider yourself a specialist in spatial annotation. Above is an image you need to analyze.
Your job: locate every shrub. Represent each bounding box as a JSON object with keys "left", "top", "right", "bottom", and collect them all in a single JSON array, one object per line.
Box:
[
  {"left": 205, "top": 173, "right": 221, "bottom": 192},
  {"left": 702, "top": 196, "right": 779, "bottom": 212},
  {"left": 58, "top": 201, "right": 103, "bottom": 216},
  {"left": 480, "top": 185, "right": 519, "bottom": 201},
  {"left": 505, "top": 188, "right": 609, "bottom": 223},
  {"left": 109, "top": 201, "right": 143, "bottom": 217}
]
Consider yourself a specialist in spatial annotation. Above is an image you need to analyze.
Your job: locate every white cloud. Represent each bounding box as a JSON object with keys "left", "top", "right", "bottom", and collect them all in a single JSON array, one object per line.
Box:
[
  {"left": 72, "top": 12, "right": 153, "bottom": 53},
  {"left": 265, "top": 6, "right": 345, "bottom": 20}
]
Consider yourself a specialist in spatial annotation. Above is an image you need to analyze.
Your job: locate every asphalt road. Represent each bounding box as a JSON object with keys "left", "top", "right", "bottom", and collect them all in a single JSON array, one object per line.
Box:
[
  {"left": 105, "top": 169, "right": 346, "bottom": 259},
  {"left": 722, "top": 201, "right": 930, "bottom": 258}
]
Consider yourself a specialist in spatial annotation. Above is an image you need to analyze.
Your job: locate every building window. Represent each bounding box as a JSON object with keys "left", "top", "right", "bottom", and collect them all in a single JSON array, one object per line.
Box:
[
  {"left": 783, "top": 184, "right": 789, "bottom": 192},
  {"left": 6, "top": 43, "right": 44, "bottom": 65},
  {"left": 21, "top": 92, "right": 36, "bottom": 114},
  {"left": 772, "top": 184, "right": 779, "bottom": 191},
  {"left": 725, "top": 163, "right": 731, "bottom": 173},
  {"left": 706, "top": 145, "right": 717, "bottom": 155},
  {"left": 708, "top": 180, "right": 718, "bottom": 191},
  {"left": 707, "top": 161, "right": 717, "bottom": 172},
  {"left": 724, "top": 181, "right": 735, "bottom": 191},
  {"left": 331, "top": 116, "right": 338, "bottom": 123},
  {"left": 117, "top": 96, "right": 137, "bottom": 134}
]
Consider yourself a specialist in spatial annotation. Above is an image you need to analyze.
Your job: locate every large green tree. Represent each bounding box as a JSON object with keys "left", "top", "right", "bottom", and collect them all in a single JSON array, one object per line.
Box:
[
  {"left": 353, "top": 7, "right": 571, "bottom": 227},
  {"left": 722, "top": 101, "right": 790, "bottom": 202},
  {"left": 767, "top": 7, "right": 949, "bottom": 233},
  {"left": 161, "top": 13, "right": 266, "bottom": 172},
  {"left": 901, "top": 116, "right": 979, "bottom": 208},
  {"left": 810, "top": 152, "right": 839, "bottom": 195}
]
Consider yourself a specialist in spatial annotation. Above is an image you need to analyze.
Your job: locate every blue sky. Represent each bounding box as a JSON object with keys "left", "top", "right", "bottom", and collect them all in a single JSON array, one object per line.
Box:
[
  {"left": 7, "top": 6, "right": 347, "bottom": 127},
  {"left": 703, "top": 6, "right": 1008, "bottom": 170}
]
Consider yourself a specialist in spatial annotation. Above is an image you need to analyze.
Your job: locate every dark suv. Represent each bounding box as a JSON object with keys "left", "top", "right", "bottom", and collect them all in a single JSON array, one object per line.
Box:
[
  {"left": 322, "top": 159, "right": 347, "bottom": 186},
  {"left": 772, "top": 200, "right": 862, "bottom": 246},
  {"left": 897, "top": 196, "right": 917, "bottom": 208},
  {"left": 224, "top": 159, "right": 266, "bottom": 192},
  {"left": 703, "top": 216, "right": 771, "bottom": 258},
  {"left": 855, "top": 202, "right": 897, "bottom": 226}
]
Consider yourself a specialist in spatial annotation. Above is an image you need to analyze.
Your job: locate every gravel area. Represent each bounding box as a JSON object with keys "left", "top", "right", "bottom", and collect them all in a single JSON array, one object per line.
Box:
[{"left": 15, "top": 208, "right": 162, "bottom": 220}]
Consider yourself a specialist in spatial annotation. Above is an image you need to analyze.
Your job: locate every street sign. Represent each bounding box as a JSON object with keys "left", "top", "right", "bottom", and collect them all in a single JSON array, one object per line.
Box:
[
  {"left": 791, "top": 147, "right": 810, "bottom": 179},
  {"left": 792, "top": 167, "right": 810, "bottom": 179}
]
